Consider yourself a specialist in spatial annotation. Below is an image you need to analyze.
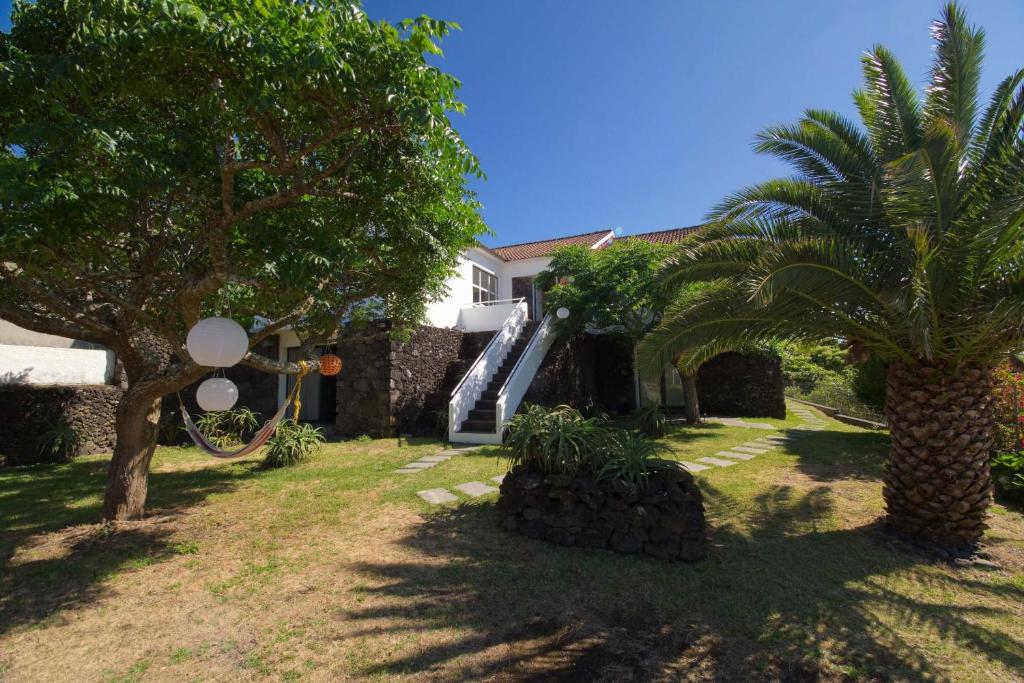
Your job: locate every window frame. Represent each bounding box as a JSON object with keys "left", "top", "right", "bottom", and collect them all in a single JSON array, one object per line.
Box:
[{"left": 471, "top": 265, "right": 498, "bottom": 304}]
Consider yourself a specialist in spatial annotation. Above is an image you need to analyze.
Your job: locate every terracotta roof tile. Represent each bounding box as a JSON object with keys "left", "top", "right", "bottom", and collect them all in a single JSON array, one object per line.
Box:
[
  {"left": 626, "top": 226, "right": 702, "bottom": 245},
  {"left": 486, "top": 226, "right": 701, "bottom": 261},
  {"left": 489, "top": 229, "right": 614, "bottom": 261}
]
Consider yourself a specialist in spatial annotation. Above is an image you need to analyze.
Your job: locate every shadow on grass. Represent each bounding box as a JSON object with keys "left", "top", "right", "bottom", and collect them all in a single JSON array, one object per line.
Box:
[
  {"left": 343, "top": 484, "right": 1023, "bottom": 680},
  {"left": 0, "top": 455, "right": 260, "bottom": 637},
  {"left": 782, "top": 427, "right": 890, "bottom": 482}
]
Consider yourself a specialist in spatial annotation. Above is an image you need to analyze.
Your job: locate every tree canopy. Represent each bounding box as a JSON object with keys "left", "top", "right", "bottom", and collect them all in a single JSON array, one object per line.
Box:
[
  {"left": 535, "top": 239, "right": 673, "bottom": 340},
  {"left": 640, "top": 2, "right": 1024, "bottom": 372},
  {"left": 0, "top": 0, "right": 485, "bottom": 378},
  {"left": 0, "top": 0, "right": 486, "bottom": 519}
]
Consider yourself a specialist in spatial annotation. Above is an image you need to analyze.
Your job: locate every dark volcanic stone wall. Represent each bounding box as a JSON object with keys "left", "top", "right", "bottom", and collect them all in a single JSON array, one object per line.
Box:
[
  {"left": 524, "top": 333, "right": 636, "bottom": 416},
  {"left": 497, "top": 465, "right": 707, "bottom": 561},
  {"left": 334, "top": 322, "right": 393, "bottom": 437},
  {"left": 0, "top": 384, "right": 122, "bottom": 465},
  {"left": 334, "top": 323, "right": 472, "bottom": 437},
  {"left": 390, "top": 326, "right": 463, "bottom": 433},
  {"left": 697, "top": 351, "right": 786, "bottom": 419}
]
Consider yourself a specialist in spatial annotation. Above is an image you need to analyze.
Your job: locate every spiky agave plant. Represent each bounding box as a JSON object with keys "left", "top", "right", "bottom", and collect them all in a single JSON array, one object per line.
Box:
[{"left": 641, "top": 3, "right": 1024, "bottom": 551}]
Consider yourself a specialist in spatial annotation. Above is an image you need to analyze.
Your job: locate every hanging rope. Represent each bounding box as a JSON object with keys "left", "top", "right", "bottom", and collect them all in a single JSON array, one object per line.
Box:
[
  {"left": 292, "top": 360, "right": 310, "bottom": 422},
  {"left": 180, "top": 359, "right": 312, "bottom": 458}
]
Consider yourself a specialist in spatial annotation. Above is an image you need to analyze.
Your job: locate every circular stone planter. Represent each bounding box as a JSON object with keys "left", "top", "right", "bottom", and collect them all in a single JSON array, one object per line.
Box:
[{"left": 496, "top": 463, "right": 708, "bottom": 561}]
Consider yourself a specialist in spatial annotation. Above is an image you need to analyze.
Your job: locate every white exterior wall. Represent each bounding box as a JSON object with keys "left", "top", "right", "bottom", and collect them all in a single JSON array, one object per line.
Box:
[
  {"left": 0, "top": 344, "right": 115, "bottom": 385},
  {"left": 0, "top": 320, "right": 115, "bottom": 385},
  {"left": 423, "top": 247, "right": 507, "bottom": 329}
]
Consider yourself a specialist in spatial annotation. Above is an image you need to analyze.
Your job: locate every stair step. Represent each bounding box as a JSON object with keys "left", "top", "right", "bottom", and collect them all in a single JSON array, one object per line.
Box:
[
  {"left": 460, "top": 419, "right": 496, "bottom": 433},
  {"left": 481, "top": 390, "right": 499, "bottom": 400},
  {"left": 475, "top": 399, "right": 497, "bottom": 410},
  {"left": 468, "top": 408, "right": 496, "bottom": 421}
]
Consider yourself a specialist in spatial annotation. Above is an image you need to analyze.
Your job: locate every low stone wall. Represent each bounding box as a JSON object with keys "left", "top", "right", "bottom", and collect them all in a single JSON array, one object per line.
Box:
[
  {"left": 697, "top": 351, "right": 786, "bottom": 419},
  {"left": 524, "top": 333, "right": 636, "bottom": 416},
  {"left": 497, "top": 465, "right": 707, "bottom": 561},
  {"left": 0, "top": 384, "right": 122, "bottom": 465}
]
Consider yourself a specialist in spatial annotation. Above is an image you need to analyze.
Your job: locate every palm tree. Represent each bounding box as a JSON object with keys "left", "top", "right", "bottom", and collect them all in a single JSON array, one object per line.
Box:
[{"left": 641, "top": 2, "right": 1024, "bottom": 552}]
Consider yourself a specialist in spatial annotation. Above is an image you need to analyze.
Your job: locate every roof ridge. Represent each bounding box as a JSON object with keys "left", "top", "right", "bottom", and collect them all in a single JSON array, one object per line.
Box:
[
  {"left": 629, "top": 225, "right": 702, "bottom": 237},
  {"left": 489, "top": 228, "right": 613, "bottom": 251}
]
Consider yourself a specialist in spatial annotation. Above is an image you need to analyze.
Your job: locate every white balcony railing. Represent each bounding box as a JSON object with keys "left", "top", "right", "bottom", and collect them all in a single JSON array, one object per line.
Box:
[{"left": 458, "top": 298, "right": 526, "bottom": 332}]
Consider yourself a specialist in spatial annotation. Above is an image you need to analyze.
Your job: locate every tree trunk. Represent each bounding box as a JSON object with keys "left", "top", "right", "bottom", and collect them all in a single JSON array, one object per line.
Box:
[
  {"left": 103, "top": 387, "right": 163, "bottom": 521},
  {"left": 683, "top": 372, "right": 701, "bottom": 424},
  {"left": 883, "top": 361, "right": 996, "bottom": 551}
]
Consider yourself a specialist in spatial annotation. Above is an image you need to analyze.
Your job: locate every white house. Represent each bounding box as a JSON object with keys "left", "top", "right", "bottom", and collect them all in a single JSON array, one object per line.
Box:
[{"left": 2, "top": 226, "right": 699, "bottom": 446}]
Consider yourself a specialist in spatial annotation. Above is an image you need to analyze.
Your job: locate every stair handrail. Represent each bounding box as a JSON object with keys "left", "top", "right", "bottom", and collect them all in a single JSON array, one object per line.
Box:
[
  {"left": 450, "top": 302, "right": 526, "bottom": 398},
  {"left": 494, "top": 312, "right": 558, "bottom": 434},
  {"left": 449, "top": 300, "right": 528, "bottom": 436}
]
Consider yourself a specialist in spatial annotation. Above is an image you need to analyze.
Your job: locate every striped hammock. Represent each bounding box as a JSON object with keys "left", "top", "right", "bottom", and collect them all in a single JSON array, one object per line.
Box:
[
  {"left": 181, "top": 362, "right": 309, "bottom": 458},
  {"left": 181, "top": 399, "right": 291, "bottom": 458}
]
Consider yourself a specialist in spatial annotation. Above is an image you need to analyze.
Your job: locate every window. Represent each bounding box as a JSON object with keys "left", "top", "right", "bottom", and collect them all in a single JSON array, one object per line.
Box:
[{"left": 472, "top": 266, "right": 498, "bottom": 304}]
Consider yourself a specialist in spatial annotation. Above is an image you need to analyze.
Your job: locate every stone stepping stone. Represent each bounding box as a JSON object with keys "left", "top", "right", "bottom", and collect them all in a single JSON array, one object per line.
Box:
[
  {"left": 419, "top": 454, "right": 452, "bottom": 463},
  {"left": 679, "top": 461, "right": 710, "bottom": 472},
  {"left": 455, "top": 481, "right": 498, "bottom": 497},
  {"left": 751, "top": 440, "right": 780, "bottom": 448},
  {"left": 704, "top": 417, "right": 778, "bottom": 430},
  {"left": 417, "top": 488, "right": 458, "bottom": 504},
  {"left": 438, "top": 445, "right": 484, "bottom": 456},
  {"left": 491, "top": 474, "right": 506, "bottom": 484},
  {"left": 697, "top": 457, "right": 738, "bottom": 467},
  {"left": 394, "top": 468, "right": 423, "bottom": 474},
  {"left": 717, "top": 450, "right": 757, "bottom": 461},
  {"left": 401, "top": 461, "right": 437, "bottom": 470},
  {"left": 733, "top": 445, "right": 769, "bottom": 454}
]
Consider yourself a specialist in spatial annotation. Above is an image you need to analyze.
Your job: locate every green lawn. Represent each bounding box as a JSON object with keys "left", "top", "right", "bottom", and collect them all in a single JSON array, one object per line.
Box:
[{"left": 1, "top": 404, "right": 1022, "bottom": 681}]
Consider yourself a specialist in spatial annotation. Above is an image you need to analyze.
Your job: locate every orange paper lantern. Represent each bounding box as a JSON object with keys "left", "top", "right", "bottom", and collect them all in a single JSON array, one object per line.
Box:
[{"left": 318, "top": 354, "right": 343, "bottom": 376}]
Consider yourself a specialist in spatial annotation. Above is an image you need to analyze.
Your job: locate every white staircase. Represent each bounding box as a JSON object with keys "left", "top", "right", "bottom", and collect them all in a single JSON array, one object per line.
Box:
[{"left": 448, "top": 309, "right": 557, "bottom": 445}]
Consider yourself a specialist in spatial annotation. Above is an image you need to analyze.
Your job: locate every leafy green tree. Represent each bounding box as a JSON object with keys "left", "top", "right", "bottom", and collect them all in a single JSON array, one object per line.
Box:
[
  {"left": 641, "top": 3, "right": 1024, "bottom": 551},
  {"left": 536, "top": 239, "right": 673, "bottom": 339},
  {"left": 0, "top": 0, "right": 485, "bottom": 519},
  {"left": 535, "top": 239, "right": 704, "bottom": 419}
]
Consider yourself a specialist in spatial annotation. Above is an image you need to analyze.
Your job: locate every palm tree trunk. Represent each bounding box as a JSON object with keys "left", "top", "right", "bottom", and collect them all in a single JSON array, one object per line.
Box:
[
  {"left": 883, "top": 361, "right": 996, "bottom": 551},
  {"left": 682, "top": 372, "right": 701, "bottom": 424}
]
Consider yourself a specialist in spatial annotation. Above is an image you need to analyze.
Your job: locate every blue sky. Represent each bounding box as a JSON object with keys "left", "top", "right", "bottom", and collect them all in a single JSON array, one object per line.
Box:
[{"left": 4, "top": 1, "right": 1023, "bottom": 247}]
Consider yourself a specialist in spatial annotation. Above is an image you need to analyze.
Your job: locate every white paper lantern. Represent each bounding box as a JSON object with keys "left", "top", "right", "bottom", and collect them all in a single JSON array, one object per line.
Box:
[
  {"left": 196, "top": 378, "right": 239, "bottom": 412},
  {"left": 556, "top": 307, "right": 570, "bottom": 319},
  {"left": 186, "top": 317, "right": 249, "bottom": 367}
]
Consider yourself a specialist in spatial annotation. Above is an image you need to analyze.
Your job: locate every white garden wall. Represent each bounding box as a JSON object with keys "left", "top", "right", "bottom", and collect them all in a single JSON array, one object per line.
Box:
[{"left": 0, "top": 344, "right": 115, "bottom": 385}]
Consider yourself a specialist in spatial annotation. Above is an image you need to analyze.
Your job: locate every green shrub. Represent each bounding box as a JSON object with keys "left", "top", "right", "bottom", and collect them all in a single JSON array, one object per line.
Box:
[
  {"left": 595, "top": 429, "right": 667, "bottom": 488},
  {"left": 503, "top": 404, "right": 667, "bottom": 488},
  {"left": 262, "top": 420, "right": 325, "bottom": 468},
  {"left": 779, "top": 342, "right": 848, "bottom": 390},
  {"left": 194, "top": 407, "right": 262, "bottom": 448},
  {"left": 991, "top": 450, "right": 1024, "bottom": 503},
  {"left": 35, "top": 422, "right": 80, "bottom": 463},
  {"left": 632, "top": 402, "right": 666, "bottom": 437},
  {"left": 851, "top": 357, "right": 888, "bottom": 412},
  {"left": 504, "top": 404, "right": 603, "bottom": 475}
]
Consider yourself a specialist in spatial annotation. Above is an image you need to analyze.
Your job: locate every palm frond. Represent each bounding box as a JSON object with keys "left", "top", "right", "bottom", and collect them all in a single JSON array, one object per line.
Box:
[
  {"left": 857, "top": 45, "right": 923, "bottom": 161},
  {"left": 925, "top": 2, "right": 985, "bottom": 148}
]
